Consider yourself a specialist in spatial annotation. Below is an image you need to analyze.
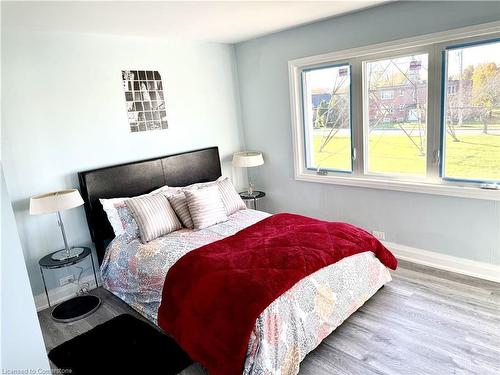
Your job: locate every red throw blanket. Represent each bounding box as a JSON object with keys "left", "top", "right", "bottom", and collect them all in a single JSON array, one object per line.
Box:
[{"left": 158, "top": 213, "right": 397, "bottom": 375}]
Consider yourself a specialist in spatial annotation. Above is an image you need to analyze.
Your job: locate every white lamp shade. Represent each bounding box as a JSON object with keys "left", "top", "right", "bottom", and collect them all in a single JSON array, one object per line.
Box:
[
  {"left": 232, "top": 152, "right": 264, "bottom": 168},
  {"left": 30, "top": 189, "right": 84, "bottom": 215}
]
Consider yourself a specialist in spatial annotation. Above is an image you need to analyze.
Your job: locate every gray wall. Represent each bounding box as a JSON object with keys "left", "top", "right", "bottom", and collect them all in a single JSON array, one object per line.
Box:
[
  {"left": 1, "top": 165, "right": 50, "bottom": 371},
  {"left": 235, "top": 1, "right": 500, "bottom": 264}
]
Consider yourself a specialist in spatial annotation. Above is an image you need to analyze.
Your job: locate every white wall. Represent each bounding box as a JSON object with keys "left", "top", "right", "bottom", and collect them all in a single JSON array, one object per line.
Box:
[
  {"left": 1, "top": 29, "right": 245, "bottom": 298},
  {"left": 235, "top": 1, "right": 500, "bottom": 265},
  {"left": 1, "top": 165, "right": 50, "bottom": 371}
]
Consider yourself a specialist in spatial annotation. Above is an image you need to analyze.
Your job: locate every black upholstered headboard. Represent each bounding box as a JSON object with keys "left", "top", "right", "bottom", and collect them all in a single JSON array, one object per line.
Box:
[{"left": 78, "top": 147, "right": 221, "bottom": 264}]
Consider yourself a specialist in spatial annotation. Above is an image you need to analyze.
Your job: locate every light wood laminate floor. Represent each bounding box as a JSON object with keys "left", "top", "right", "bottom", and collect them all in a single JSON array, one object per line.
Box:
[{"left": 39, "top": 260, "right": 500, "bottom": 374}]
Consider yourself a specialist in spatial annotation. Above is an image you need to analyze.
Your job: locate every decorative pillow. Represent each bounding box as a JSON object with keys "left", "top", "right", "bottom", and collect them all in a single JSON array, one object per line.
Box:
[
  {"left": 216, "top": 177, "right": 246, "bottom": 215},
  {"left": 99, "top": 185, "right": 180, "bottom": 237},
  {"left": 184, "top": 185, "right": 228, "bottom": 229},
  {"left": 116, "top": 204, "right": 140, "bottom": 240},
  {"left": 167, "top": 192, "right": 194, "bottom": 229},
  {"left": 125, "top": 194, "right": 182, "bottom": 243},
  {"left": 175, "top": 180, "right": 217, "bottom": 191},
  {"left": 153, "top": 185, "right": 182, "bottom": 196}
]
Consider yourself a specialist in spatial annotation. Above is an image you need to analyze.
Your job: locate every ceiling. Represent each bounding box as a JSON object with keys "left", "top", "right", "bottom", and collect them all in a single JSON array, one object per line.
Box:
[{"left": 2, "top": 1, "right": 388, "bottom": 44}]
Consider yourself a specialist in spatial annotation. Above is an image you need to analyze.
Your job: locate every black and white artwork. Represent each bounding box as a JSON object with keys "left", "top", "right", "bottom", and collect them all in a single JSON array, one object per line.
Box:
[{"left": 122, "top": 70, "right": 168, "bottom": 132}]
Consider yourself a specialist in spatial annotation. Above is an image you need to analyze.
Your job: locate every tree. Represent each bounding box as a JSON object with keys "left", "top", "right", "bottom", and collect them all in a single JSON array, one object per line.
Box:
[
  {"left": 471, "top": 62, "right": 500, "bottom": 134},
  {"left": 314, "top": 100, "right": 329, "bottom": 128},
  {"left": 462, "top": 64, "right": 474, "bottom": 81}
]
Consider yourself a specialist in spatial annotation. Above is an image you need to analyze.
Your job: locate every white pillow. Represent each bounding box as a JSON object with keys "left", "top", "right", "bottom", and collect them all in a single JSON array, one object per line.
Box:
[
  {"left": 99, "top": 185, "right": 180, "bottom": 236},
  {"left": 184, "top": 185, "right": 228, "bottom": 229},
  {"left": 216, "top": 177, "right": 246, "bottom": 215},
  {"left": 100, "top": 197, "right": 129, "bottom": 236}
]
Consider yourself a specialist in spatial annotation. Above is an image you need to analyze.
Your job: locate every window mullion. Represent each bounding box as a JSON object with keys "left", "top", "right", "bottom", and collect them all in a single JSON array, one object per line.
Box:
[
  {"left": 426, "top": 45, "right": 442, "bottom": 180},
  {"left": 350, "top": 58, "right": 364, "bottom": 176}
]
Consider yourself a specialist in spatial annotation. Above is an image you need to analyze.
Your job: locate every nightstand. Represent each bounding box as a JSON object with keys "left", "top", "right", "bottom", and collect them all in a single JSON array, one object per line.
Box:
[
  {"left": 239, "top": 191, "right": 266, "bottom": 210},
  {"left": 39, "top": 246, "right": 100, "bottom": 322}
]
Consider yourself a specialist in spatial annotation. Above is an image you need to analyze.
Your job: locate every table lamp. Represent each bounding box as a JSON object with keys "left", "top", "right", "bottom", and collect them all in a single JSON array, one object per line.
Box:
[
  {"left": 30, "top": 189, "right": 85, "bottom": 260},
  {"left": 232, "top": 151, "right": 264, "bottom": 196}
]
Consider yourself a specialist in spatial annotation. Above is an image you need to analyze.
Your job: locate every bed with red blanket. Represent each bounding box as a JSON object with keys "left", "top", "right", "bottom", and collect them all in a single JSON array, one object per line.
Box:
[
  {"left": 101, "top": 209, "right": 396, "bottom": 375},
  {"left": 158, "top": 213, "right": 397, "bottom": 375}
]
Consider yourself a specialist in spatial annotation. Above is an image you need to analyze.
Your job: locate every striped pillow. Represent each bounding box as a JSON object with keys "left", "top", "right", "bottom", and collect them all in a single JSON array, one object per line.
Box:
[
  {"left": 167, "top": 192, "right": 194, "bottom": 229},
  {"left": 216, "top": 177, "right": 246, "bottom": 215},
  {"left": 125, "top": 194, "right": 182, "bottom": 243},
  {"left": 99, "top": 185, "right": 180, "bottom": 237},
  {"left": 184, "top": 185, "right": 228, "bottom": 229}
]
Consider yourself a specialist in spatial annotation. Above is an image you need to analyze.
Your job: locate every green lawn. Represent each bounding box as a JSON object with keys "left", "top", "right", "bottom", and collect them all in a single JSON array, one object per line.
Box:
[
  {"left": 444, "top": 135, "right": 500, "bottom": 180},
  {"left": 312, "top": 133, "right": 500, "bottom": 180}
]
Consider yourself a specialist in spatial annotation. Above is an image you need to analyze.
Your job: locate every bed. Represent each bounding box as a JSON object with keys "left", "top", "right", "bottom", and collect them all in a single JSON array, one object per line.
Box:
[{"left": 78, "top": 147, "right": 395, "bottom": 375}]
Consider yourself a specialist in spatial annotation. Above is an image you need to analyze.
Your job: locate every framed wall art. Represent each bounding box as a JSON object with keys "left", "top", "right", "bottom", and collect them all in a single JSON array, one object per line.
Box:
[{"left": 122, "top": 70, "right": 168, "bottom": 132}]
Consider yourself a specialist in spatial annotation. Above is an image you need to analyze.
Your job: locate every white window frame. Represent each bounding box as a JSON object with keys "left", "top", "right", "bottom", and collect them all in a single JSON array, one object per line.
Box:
[{"left": 288, "top": 21, "right": 500, "bottom": 201}]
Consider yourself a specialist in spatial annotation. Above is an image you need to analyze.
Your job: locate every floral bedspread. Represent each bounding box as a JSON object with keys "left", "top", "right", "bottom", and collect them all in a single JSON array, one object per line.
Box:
[{"left": 101, "top": 209, "right": 392, "bottom": 375}]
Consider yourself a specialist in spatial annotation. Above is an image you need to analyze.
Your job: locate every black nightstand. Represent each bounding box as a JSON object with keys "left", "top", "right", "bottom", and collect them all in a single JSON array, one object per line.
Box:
[
  {"left": 39, "top": 247, "right": 100, "bottom": 322},
  {"left": 239, "top": 191, "right": 266, "bottom": 210}
]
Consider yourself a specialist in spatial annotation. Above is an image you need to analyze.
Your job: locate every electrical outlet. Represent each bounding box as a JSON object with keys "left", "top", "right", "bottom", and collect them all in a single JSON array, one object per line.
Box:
[
  {"left": 59, "top": 275, "right": 74, "bottom": 286},
  {"left": 372, "top": 231, "right": 386, "bottom": 241}
]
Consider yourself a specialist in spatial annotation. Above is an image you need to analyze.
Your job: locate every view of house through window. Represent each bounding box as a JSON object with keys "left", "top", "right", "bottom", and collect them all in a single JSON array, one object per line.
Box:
[
  {"left": 364, "top": 53, "right": 429, "bottom": 176},
  {"left": 294, "top": 32, "right": 500, "bottom": 189},
  {"left": 302, "top": 64, "right": 352, "bottom": 172},
  {"left": 443, "top": 40, "right": 500, "bottom": 182}
]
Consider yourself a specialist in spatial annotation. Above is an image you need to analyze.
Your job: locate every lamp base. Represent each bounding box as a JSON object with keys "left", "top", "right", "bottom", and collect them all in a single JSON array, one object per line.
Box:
[
  {"left": 51, "top": 295, "right": 101, "bottom": 323},
  {"left": 245, "top": 191, "right": 260, "bottom": 198},
  {"left": 51, "top": 247, "right": 85, "bottom": 261}
]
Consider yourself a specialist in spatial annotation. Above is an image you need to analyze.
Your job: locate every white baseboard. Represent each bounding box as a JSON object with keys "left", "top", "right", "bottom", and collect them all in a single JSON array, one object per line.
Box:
[
  {"left": 384, "top": 241, "right": 500, "bottom": 283},
  {"left": 34, "top": 274, "right": 99, "bottom": 312}
]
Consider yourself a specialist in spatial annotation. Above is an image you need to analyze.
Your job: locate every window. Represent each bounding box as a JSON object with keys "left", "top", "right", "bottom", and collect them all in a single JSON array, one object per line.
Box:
[
  {"left": 289, "top": 23, "right": 500, "bottom": 200},
  {"left": 302, "top": 64, "right": 352, "bottom": 172},
  {"left": 364, "top": 54, "right": 428, "bottom": 176},
  {"left": 380, "top": 90, "right": 394, "bottom": 100},
  {"left": 442, "top": 39, "right": 500, "bottom": 182}
]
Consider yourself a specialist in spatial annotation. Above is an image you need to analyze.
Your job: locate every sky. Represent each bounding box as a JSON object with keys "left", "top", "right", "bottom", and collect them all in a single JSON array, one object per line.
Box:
[
  {"left": 305, "top": 65, "right": 350, "bottom": 93},
  {"left": 447, "top": 41, "right": 500, "bottom": 77},
  {"left": 304, "top": 41, "right": 499, "bottom": 91}
]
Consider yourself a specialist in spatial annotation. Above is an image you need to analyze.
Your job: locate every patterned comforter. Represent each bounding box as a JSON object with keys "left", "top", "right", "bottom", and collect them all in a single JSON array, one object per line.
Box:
[{"left": 101, "top": 209, "right": 392, "bottom": 374}]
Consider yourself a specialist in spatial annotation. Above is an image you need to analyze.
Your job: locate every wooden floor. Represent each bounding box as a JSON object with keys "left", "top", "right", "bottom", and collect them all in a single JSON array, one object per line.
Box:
[{"left": 39, "top": 260, "right": 500, "bottom": 375}]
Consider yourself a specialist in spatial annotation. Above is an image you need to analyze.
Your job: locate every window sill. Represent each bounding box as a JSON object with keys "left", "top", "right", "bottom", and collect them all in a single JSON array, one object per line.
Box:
[{"left": 295, "top": 171, "right": 500, "bottom": 201}]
